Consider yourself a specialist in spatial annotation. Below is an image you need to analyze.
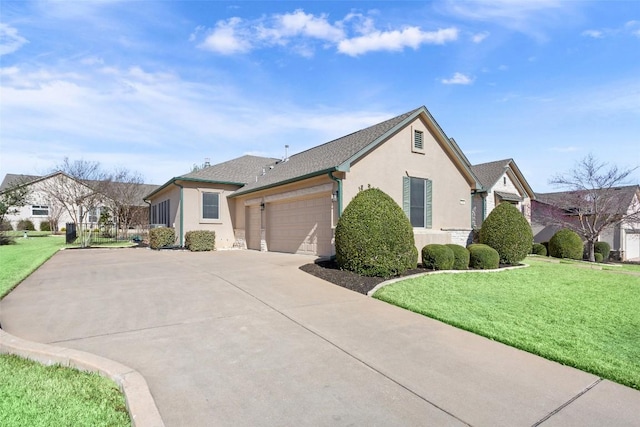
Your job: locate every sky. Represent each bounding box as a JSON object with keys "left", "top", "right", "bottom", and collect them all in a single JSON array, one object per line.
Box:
[{"left": 0, "top": 0, "right": 638, "bottom": 192}]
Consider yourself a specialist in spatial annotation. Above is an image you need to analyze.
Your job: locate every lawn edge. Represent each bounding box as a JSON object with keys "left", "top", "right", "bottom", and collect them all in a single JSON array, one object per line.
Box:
[{"left": 0, "top": 329, "right": 164, "bottom": 427}]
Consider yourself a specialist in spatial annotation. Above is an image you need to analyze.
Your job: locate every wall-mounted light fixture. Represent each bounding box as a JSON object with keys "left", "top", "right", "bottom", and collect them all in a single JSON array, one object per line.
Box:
[
  {"left": 331, "top": 191, "right": 338, "bottom": 202},
  {"left": 260, "top": 202, "right": 265, "bottom": 211}
]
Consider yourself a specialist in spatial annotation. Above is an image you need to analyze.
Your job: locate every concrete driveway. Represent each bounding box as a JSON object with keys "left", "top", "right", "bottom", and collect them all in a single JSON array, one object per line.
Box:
[{"left": 1, "top": 248, "right": 638, "bottom": 426}]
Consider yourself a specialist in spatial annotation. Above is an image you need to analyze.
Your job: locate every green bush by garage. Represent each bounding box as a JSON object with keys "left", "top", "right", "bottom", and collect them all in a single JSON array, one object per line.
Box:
[
  {"left": 445, "top": 244, "right": 470, "bottom": 270},
  {"left": 478, "top": 202, "right": 532, "bottom": 265},
  {"left": 531, "top": 243, "right": 547, "bottom": 256},
  {"left": 335, "top": 188, "right": 417, "bottom": 278},
  {"left": 549, "top": 229, "right": 583, "bottom": 260},
  {"left": 594, "top": 241, "right": 611, "bottom": 262},
  {"left": 422, "top": 244, "right": 454, "bottom": 270},
  {"left": 149, "top": 227, "right": 175, "bottom": 249},
  {"left": 185, "top": 230, "right": 216, "bottom": 252}
]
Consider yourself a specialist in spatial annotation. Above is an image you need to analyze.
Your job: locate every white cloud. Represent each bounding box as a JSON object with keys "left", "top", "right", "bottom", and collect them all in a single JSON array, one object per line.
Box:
[
  {"left": 441, "top": 72, "right": 474, "bottom": 85},
  {"left": 581, "top": 29, "right": 604, "bottom": 38},
  {"left": 471, "top": 31, "right": 489, "bottom": 43},
  {"left": 269, "top": 9, "right": 345, "bottom": 42},
  {"left": 338, "top": 27, "right": 458, "bottom": 56},
  {"left": 0, "top": 23, "right": 28, "bottom": 56},
  {"left": 199, "top": 17, "right": 252, "bottom": 55}
]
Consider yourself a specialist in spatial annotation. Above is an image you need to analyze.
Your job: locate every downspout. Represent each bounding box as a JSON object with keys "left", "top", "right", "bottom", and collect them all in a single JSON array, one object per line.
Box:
[
  {"left": 173, "top": 181, "right": 184, "bottom": 247},
  {"left": 328, "top": 171, "right": 343, "bottom": 217}
]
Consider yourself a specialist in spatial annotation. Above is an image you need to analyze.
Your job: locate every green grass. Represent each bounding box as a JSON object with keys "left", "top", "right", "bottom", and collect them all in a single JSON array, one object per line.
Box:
[
  {"left": 0, "top": 235, "right": 66, "bottom": 299},
  {"left": 0, "top": 354, "right": 130, "bottom": 427},
  {"left": 373, "top": 257, "right": 640, "bottom": 390}
]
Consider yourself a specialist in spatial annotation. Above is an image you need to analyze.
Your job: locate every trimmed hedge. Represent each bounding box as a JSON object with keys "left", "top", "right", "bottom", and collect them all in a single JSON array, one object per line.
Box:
[
  {"left": 422, "top": 244, "right": 455, "bottom": 271},
  {"left": 445, "top": 244, "right": 470, "bottom": 270},
  {"left": 532, "top": 243, "right": 547, "bottom": 256},
  {"left": 594, "top": 253, "right": 604, "bottom": 263},
  {"left": 478, "top": 202, "right": 533, "bottom": 265},
  {"left": 39, "top": 221, "right": 51, "bottom": 232},
  {"left": 549, "top": 229, "right": 583, "bottom": 260},
  {"left": 594, "top": 241, "right": 611, "bottom": 261},
  {"left": 468, "top": 243, "right": 500, "bottom": 269},
  {"left": 185, "top": 230, "right": 216, "bottom": 252},
  {"left": 149, "top": 227, "right": 175, "bottom": 249},
  {"left": 17, "top": 219, "right": 35, "bottom": 231},
  {"left": 335, "top": 188, "right": 417, "bottom": 278}
]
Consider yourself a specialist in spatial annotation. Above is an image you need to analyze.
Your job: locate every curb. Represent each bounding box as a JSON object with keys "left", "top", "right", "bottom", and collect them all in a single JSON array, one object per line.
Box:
[
  {"left": 367, "top": 263, "right": 529, "bottom": 297},
  {"left": 0, "top": 329, "right": 164, "bottom": 427}
]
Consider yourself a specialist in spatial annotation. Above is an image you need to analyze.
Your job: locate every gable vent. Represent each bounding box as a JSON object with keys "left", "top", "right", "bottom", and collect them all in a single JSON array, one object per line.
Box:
[{"left": 414, "top": 130, "right": 424, "bottom": 150}]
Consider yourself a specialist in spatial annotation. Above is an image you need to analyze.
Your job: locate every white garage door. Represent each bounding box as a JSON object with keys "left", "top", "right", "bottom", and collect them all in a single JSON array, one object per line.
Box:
[
  {"left": 625, "top": 232, "right": 640, "bottom": 260},
  {"left": 246, "top": 205, "right": 261, "bottom": 251},
  {"left": 266, "top": 195, "right": 333, "bottom": 256}
]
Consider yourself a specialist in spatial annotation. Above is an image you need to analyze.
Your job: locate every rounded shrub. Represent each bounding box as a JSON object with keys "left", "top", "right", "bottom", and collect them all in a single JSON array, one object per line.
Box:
[
  {"left": 422, "top": 244, "right": 455, "bottom": 270},
  {"left": 594, "top": 253, "right": 604, "bottom": 263},
  {"left": 335, "top": 188, "right": 417, "bottom": 277},
  {"left": 479, "top": 202, "right": 533, "bottom": 265},
  {"left": 185, "top": 230, "right": 216, "bottom": 251},
  {"left": 0, "top": 220, "right": 13, "bottom": 231},
  {"left": 468, "top": 243, "right": 500, "bottom": 269},
  {"left": 445, "top": 244, "right": 470, "bottom": 270},
  {"left": 149, "top": 227, "right": 176, "bottom": 249},
  {"left": 594, "top": 241, "right": 611, "bottom": 261},
  {"left": 531, "top": 243, "right": 547, "bottom": 256},
  {"left": 17, "top": 219, "right": 35, "bottom": 231},
  {"left": 549, "top": 229, "right": 583, "bottom": 260},
  {"left": 39, "top": 221, "right": 51, "bottom": 232}
]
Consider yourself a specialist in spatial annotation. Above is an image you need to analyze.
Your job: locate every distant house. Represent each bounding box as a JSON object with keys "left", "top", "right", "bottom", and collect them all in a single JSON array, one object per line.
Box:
[
  {"left": 0, "top": 172, "right": 158, "bottom": 232},
  {"left": 532, "top": 185, "right": 640, "bottom": 261},
  {"left": 145, "top": 106, "right": 482, "bottom": 257},
  {"left": 470, "top": 158, "right": 535, "bottom": 228}
]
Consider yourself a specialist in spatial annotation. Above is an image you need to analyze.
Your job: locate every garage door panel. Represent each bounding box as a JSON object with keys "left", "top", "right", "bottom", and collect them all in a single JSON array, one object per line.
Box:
[
  {"left": 626, "top": 232, "right": 640, "bottom": 260},
  {"left": 267, "top": 196, "right": 332, "bottom": 256},
  {"left": 246, "top": 205, "right": 261, "bottom": 251}
]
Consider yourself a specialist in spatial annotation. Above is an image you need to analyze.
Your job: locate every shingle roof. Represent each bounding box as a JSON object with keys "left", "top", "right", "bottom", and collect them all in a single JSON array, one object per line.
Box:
[
  {"left": 535, "top": 185, "right": 639, "bottom": 213},
  {"left": 232, "top": 107, "right": 422, "bottom": 196},
  {"left": 0, "top": 174, "right": 40, "bottom": 191},
  {"left": 180, "top": 155, "right": 280, "bottom": 184},
  {"left": 470, "top": 159, "right": 513, "bottom": 189}
]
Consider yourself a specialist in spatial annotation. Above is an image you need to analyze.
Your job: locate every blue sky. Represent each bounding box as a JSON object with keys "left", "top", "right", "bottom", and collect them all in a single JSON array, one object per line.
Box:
[{"left": 1, "top": 0, "right": 638, "bottom": 192}]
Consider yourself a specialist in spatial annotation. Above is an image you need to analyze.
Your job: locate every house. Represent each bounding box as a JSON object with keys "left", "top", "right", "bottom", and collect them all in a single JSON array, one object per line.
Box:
[
  {"left": 0, "top": 172, "right": 158, "bottom": 233},
  {"left": 470, "top": 158, "right": 535, "bottom": 229},
  {"left": 145, "top": 106, "right": 482, "bottom": 257},
  {"left": 532, "top": 185, "right": 640, "bottom": 261}
]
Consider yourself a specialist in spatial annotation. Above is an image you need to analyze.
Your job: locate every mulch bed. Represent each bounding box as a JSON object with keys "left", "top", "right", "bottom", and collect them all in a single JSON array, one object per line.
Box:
[{"left": 299, "top": 259, "right": 425, "bottom": 295}]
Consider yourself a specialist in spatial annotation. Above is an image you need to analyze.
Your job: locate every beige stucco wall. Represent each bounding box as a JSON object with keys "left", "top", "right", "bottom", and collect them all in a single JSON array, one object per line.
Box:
[
  {"left": 342, "top": 116, "right": 473, "bottom": 252},
  {"left": 478, "top": 170, "right": 532, "bottom": 227}
]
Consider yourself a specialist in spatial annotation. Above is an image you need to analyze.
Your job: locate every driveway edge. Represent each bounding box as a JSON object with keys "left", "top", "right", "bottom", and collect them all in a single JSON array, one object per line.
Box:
[{"left": 0, "top": 329, "right": 164, "bottom": 427}]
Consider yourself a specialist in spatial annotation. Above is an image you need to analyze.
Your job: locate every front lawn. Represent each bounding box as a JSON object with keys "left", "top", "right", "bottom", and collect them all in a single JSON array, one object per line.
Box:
[
  {"left": 373, "top": 257, "right": 640, "bottom": 390},
  {"left": 0, "top": 354, "right": 130, "bottom": 427},
  {"left": 0, "top": 235, "right": 66, "bottom": 298}
]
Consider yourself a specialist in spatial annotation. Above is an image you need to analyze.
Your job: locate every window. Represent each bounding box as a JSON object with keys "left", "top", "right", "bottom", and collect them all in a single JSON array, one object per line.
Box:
[
  {"left": 403, "top": 176, "right": 432, "bottom": 228},
  {"left": 202, "top": 192, "right": 219, "bottom": 220},
  {"left": 413, "top": 130, "right": 424, "bottom": 151},
  {"left": 32, "top": 205, "right": 49, "bottom": 216},
  {"left": 88, "top": 208, "right": 99, "bottom": 224},
  {"left": 503, "top": 177, "right": 507, "bottom": 185}
]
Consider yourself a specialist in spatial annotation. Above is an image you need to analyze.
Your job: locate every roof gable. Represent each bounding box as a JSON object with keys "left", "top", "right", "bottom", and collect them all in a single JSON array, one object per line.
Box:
[{"left": 471, "top": 158, "right": 535, "bottom": 199}]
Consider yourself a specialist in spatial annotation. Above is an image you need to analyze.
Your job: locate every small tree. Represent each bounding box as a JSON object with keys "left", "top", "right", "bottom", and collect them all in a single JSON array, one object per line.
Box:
[
  {"left": 540, "top": 154, "right": 639, "bottom": 262},
  {"left": 103, "top": 168, "right": 147, "bottom": 239},
  {"left": 479, "top": 202, "right": 533, "bottom": 265},
  {"left": 0, "top": 178, "right": 31, "bottom": 245}
]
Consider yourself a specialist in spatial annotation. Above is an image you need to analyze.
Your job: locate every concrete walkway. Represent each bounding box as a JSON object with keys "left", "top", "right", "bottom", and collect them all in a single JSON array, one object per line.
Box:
[{"left": 1, "top": 248, "right": 638, "bottom": 426}]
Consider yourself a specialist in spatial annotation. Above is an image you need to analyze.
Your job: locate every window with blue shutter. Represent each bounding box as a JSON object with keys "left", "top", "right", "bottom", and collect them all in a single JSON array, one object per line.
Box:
[{"left": 403, "top": 176, "right": 432, "bottom": 228}]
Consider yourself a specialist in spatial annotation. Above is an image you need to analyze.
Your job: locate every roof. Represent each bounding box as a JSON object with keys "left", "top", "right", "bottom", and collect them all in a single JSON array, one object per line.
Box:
[
  {"left": 535, "top": 185, "right": 639, "bottom": 213},
  {"left": 494, "top": 191, "right": 523, "bottom": 202},
  {"left": 232, "top": 106, "right": 478, "bottom": 197},
  {"left": 0, "top": 174, "right": 41, "bottom": 191},
  {"left": 471, "top": 158, "right": 536, "bottom": 199}
]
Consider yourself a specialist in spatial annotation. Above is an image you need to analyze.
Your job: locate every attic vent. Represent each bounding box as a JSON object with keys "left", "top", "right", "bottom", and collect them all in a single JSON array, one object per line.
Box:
[
  {"left": 414, "top": 130, "right": 424, "bottom": 150},
  {"left": 204, "top": 158, "right": 211, "bottom": 167}
]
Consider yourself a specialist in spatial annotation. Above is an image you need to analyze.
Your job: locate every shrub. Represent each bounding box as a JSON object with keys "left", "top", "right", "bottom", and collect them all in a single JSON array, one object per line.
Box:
[
  {"left": 468, "top": 243, "right": 500, "bottom": 269},
  {"left": 478, "top": 202, "right": 533, "bottom": 265},
  {"left": 17, "top": 219, "right": 35, "bottom": 231},
  {"left": 422, "top": 244, "right": 455, "bottom": 270},
  {"left": 445, "top": 244, "right": 470, "bottom": 270},
  {"left": 594, "top": 253, "right": 604, "bottom": 263},
  {"left": 39, "top": 221, "right": 51, "bottom": 232},
  {"left": 335, "top": 188, "right": 417, "bottom": 277},
  {"left": 594, "top": 241, "right": 611, "bottom": 261},
  {"left": 185, "top": 230, "right": 216, "bottom": 252},
  {"left": 549, "top": 229, "right": 583, "bottom": 260},
  {"left": 0, "top": 220, "right": 13, "bottom": 231},
  {"left": 532, "top": 243, "right": 547, "bottom": 256},
  {"left": 149, "top": 227, "right": 175, "bottom": 249}
]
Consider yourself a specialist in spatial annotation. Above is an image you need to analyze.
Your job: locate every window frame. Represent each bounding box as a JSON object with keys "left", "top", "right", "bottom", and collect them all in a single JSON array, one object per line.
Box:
[
  {"left": 201, "top": 191, "right": 220, "bottom": 221},
  {"left": 31, "top": 205, "right": 49, "bottom": 216},
  {"left": 403, "top": 176, "right": 432, "bottom": 228}
]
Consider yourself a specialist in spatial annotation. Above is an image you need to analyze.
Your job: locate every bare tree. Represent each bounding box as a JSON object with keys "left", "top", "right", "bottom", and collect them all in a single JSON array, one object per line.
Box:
[
  {"left": 103, "top": 168, "right": 147, "bottom": 239},
  {"left": 40, "top": 158, "right": 111, "bottom": 247},
  {"left": 540, "top": 154, "right": 639, "bottom": 262},
  {"left": 0, "top": 178, "right": 31, "bottom": 244}
]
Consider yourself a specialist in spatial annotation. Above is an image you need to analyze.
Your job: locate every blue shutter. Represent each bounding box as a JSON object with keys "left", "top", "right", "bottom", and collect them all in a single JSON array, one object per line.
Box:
[
  {"left": 425, "top": 179, "right": 432, "bottom": 229},
  {"left": 402, "top": 176, "right": 410, "bottom": 219}
]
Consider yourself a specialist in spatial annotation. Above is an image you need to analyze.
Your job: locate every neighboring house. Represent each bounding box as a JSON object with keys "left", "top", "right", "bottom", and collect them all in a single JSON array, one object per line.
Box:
[
  {"left": 146, "top": 106, "right": 482, "bottom": 257},
  {"left": 532, "top": 185, "right": 640, "bottom": 261},
  {"left": 470, "top": 158, "right": 535, "bottom": 229},
  {"left": 0, "top": 172, "right": 158, "bottom": 232}
]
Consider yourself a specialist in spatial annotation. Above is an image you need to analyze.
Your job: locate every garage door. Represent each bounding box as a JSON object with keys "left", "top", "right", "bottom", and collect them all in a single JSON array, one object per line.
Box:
[
  {"left": 625, "top": 232, "right": 640, "bottom": 260},
  {"left": 266, "top": 195, "right": 333, "bottom": 256},
  {"left": 246, "top": 205, "right": 261, "bottom": 251}
]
